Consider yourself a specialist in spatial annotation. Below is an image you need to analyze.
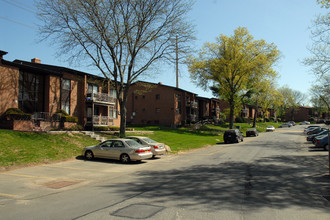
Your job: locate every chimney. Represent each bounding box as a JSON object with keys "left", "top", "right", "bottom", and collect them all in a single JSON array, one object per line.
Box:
[
  {"left": 31, "top": 58, "right": 41, "bottom": 64},
  {"left": 0, "top": 50, "right": 8, "bottom": 60}
]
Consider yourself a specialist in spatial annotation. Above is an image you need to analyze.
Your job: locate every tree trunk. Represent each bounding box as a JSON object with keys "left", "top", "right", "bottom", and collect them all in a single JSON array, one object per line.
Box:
[
  {"left": 253, "top": 100, "right": 258, "bottom": 128},
  {"left": 229, "top": 100, "right": 234, "bottom": 129},
  {"left": 119, "top": 102, "right": 126, "bottom": 138}
]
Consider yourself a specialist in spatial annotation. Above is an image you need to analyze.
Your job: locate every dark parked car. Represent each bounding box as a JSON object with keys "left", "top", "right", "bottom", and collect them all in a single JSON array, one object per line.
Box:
[
  {"left": 224, "top": 129, "right": 244, "bottom": 144},
  {"left": 314, "top": 135, "right": 329, "bottom": 151},
  {"left": 307, "top": 129, "right": 330, "bottom": 143},
  {"left": 288, "top": 121, "right": 296, "bottom": 126},
  {"left": 246, "top": 128, "right": 258, "bottom": 137},
  {"left": 279, "top": 123, "right": 292, "bottom": 128},
  {"left": 306, "top": 127, "right": 326, "bottom": 135}
]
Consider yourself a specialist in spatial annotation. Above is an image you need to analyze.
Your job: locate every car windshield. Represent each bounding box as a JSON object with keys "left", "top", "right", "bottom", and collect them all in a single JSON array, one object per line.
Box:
[
  {"left": 125, "top": 140, "right": 142, "bottom": 147},
  {"left": 267, "top": 126, "right": 273, "bottom": 128},
  {"left": 142, "top": 137, "right": 158, "bottom": 144}
]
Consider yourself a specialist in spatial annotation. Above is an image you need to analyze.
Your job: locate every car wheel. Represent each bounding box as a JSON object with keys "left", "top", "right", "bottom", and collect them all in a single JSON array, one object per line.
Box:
[
  {"left": 120, "top": 154, "right": 130, "bottom": 163},
  {"left": 85, "top": 150, "right": 94, "bottom": 160},
  {"left": 325, "top": 145, "right": 329, "bottom": 151},
  {"left": 236, "top": 138, "right": 240, "bottom": 143}
]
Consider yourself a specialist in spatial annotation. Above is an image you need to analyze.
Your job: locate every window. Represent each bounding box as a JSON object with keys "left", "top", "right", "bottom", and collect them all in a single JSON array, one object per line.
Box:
[
  {"left": 156, "top": 94, "right": 160, "bottom": 100},
  {"left": 135, "top": 96, "right": 138, "bottom": 100},
  {"left": 142, "top": 95, "right": 145, "bottom": 99},
  {"left": 18, "top": 71, "right": 44, "bottom": 113},
  {"left": 109, "top": 107, "right": 117, "bottom": 119},
  {"left": 176, "top": 94, "right": 181, "bottom": 114},
  {"left": 61, "top": 79, "right": 71, "bottom": 114},
  {"left": 88, "top": 83, "right": 98, "bottom": 94},
  {"left": 109, "top": 89, "right": 117, "bottom": 98}
]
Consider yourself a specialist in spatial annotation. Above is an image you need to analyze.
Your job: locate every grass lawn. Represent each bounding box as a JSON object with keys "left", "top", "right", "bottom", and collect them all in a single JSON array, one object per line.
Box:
[
  {"left": 124, "top": 122, "right": 280, "bottom": 153},
  {"left": 0, "top": 130, "right": 99, "bottom": 168}
]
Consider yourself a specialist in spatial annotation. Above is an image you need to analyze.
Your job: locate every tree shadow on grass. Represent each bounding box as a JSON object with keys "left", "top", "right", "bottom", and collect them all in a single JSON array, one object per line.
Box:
[{"left": 101, "top": 155, "right": 330, "bottom": 212}]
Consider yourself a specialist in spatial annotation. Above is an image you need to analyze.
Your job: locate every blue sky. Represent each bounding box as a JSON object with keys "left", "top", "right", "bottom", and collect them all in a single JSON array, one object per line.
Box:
[{"left": 0, "top": 0, "right": 327, "bottom": 102}]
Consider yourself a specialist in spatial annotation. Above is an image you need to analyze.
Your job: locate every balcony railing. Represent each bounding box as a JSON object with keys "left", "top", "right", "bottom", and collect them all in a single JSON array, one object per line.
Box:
[
  {"left": 186, "top": 101, "right": 198, "bottom": 109},
  {"left": 86, "top": 93, "right": 116, "bottom": 104},
  {"left": 212, "top": 107, "right": 221, "bottom": 114},
  {"left": 31, "top": 112, "right": 61, "bottom": 122},
  {"left": 187, "top": 114, "right": 197, "bottom": 122},
  {"left": 88, "top": 115, "right": 114, "bottom": 126}
]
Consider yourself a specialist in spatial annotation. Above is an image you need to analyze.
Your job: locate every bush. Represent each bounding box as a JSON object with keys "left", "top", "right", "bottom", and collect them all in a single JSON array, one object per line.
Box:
[
  {"left": 2, "top": 108, "right": 31, "bottom": 120},
  {"left": 235, "top": 116, "right": 244, "bottom": 123},
  {"left": 93, "top": 126, "right": 110, "bottom": 131},
  {"left": 61, "top": 115, "right": 78, "bottom": 123},
  {"left": 55, "top": 109, "right": 69, "bottom": 116}
]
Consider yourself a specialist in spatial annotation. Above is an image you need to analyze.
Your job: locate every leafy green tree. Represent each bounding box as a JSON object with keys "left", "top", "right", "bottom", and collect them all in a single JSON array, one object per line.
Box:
[
  {"left": 188, "top": 27, "right": 280, "bottom": 128},
  {"left": 36, "top": 0, "right": 195, "bottom": 137}
]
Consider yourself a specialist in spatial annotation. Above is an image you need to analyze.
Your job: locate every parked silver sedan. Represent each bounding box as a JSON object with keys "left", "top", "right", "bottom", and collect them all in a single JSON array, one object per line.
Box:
[
  {"left": 125, "top": 136, "right": 166, "bottom": 158},
  {"left": 82, "top": 139, "right": 153, "bottom": 163}
]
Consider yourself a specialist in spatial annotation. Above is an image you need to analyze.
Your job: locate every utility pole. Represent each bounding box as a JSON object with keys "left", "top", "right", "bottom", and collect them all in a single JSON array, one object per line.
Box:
[{"left": 176, "top": 35, "right": 179, "bottom": 88}]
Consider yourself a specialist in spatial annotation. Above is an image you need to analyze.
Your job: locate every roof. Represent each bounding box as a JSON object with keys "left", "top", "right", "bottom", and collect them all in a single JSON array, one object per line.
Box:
[{"left": 132, "top": 80, "right": 197, "bottom": 95}]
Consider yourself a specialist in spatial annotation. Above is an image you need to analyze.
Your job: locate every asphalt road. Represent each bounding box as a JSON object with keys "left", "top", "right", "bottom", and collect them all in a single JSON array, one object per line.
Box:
[{"left": 0, "top": 125, "right": 329, "bottom": 219}]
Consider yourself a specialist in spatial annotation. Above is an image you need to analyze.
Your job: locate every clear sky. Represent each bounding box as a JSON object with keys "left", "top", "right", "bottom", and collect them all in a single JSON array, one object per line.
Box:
[{"left": 0, "top": 0, "right": 327, "bottom": 101}]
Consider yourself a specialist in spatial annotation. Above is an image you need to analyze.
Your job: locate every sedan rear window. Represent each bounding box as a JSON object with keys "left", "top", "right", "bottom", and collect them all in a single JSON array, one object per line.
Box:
[
  {"left": 125, "top": 140, "right": 142, "bottom": 147},
  {"left": 142, "top": 137, "right": 157, "bottom": 144}
]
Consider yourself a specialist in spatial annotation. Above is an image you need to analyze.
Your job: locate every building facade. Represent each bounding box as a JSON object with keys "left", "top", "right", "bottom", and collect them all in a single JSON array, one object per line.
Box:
[
  {"left": 0, "top": 50, "right": 120, "bottom": 131},
  {"left": 126, "top": 81, "right": 199, "bottom": 126}
]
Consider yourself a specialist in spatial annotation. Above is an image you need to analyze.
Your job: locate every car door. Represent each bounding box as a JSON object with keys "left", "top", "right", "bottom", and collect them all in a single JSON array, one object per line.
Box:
[
  {"left": 109, "top": 140, "right": 126, "bottom": 160},
  {"left": 95, "top": 140, "right": 113, "bottom": 158}
]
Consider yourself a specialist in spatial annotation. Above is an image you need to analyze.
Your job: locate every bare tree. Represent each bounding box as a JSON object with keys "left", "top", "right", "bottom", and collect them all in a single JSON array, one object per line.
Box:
[
  {"left": 36, "top": 0, "right": 195, "bottom": 136},
  {"left": 304, "top": 0, "right": 329, "bottom": 77}
]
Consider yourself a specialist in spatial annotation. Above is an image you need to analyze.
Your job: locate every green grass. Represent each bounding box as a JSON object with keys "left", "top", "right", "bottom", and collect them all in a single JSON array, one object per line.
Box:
[
  {"left": 0, "top": 130, "right": 99, "bottom": 168},
  {"left": 0, "top": 121, "right": 281, "bottom": 168}
]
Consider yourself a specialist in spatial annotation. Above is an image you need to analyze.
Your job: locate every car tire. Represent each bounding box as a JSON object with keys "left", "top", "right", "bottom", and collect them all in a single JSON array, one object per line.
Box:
[
  {"left": 236, "top": 138, "right": 240, "bottom": 143},
  {"left": 85, "top": 150, "right": 94, "bottom": 160},
  {"left": 325, "top": 145, "right": 329, "bottom": 151},
  {"left": 120, "top": 154, "right": 130, "bottom": 163}
]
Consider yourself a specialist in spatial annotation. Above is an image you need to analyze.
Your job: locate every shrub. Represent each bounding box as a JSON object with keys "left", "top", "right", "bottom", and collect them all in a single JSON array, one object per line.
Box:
[
  {"left": 93, "top": 126, "right": 110, "bottom": 131},
  {"left": 61, "top": 115, "right": 78, "bottom": 123},
  {"left": 55, "top": 109, "right": 69, "bottom": 116},
  {"left": 2, "top": 108, "right": 31, "bottom": 120},
  {"left": 235, "top": 116, "right": 244, "bottom": 123}
]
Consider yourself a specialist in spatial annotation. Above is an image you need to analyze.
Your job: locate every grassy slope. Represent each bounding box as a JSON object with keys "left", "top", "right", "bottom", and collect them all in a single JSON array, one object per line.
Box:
[{"left": 0, "top": 130, "right": 99, "bottom": 167}]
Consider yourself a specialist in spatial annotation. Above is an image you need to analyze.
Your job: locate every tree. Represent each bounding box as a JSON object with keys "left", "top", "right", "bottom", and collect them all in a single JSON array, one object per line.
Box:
[
  {"left": 36, "top": 0, "right": 195, "bottom": 136},
  {"left": 310, "top": 75, "right": 330, "bottom": 118},
  {"left": 304, "top": 0, "right": 329, "bottom": 77},
  {"left": 278, "top": 86, "right": 307, "bottom": 121},
  {"left": 188, "top": 27, "right": 280, "bottom": 128}
]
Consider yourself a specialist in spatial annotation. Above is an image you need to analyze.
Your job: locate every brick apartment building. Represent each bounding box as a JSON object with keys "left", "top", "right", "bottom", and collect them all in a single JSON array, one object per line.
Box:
[
  {"left": 126, "top": 81, "right": 222, "bottom": 126},
  {"left": 0, "top": 50, "right": 120, "bottom": 131}
]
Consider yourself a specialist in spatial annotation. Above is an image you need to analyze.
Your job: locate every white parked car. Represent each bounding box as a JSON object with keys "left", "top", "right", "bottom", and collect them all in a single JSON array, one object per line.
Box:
[
  {"left": 125, "top": 136, "right": 166, "bottom": 158},
  {"left": 266, "top": 126, "right": 275, "bottom": 132},
  {"left": 82, "top": 139, "right": 153, "bottom": 163}
]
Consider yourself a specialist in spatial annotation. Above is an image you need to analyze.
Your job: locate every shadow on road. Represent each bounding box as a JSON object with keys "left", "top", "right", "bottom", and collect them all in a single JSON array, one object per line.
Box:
[{"left": 102, "top": 154, "right": 330, "bottom": 212}]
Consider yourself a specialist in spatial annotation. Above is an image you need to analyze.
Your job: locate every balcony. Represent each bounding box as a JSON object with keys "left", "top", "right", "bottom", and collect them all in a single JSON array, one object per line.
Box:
[
  {"left": 187, "top": 114, "right": 198, "bottom": 122},
  {"left": 86, "top": 93, "right": 116, "bottom": 105},
  {"left": 212, "top": 107, "right": 221, "bottom": 114},
  {"left": 186, "top": 101, "right": 198, "bottom": 109},
  {"left": 87, "top": 115, "right": 114, "bottom": 126}
]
